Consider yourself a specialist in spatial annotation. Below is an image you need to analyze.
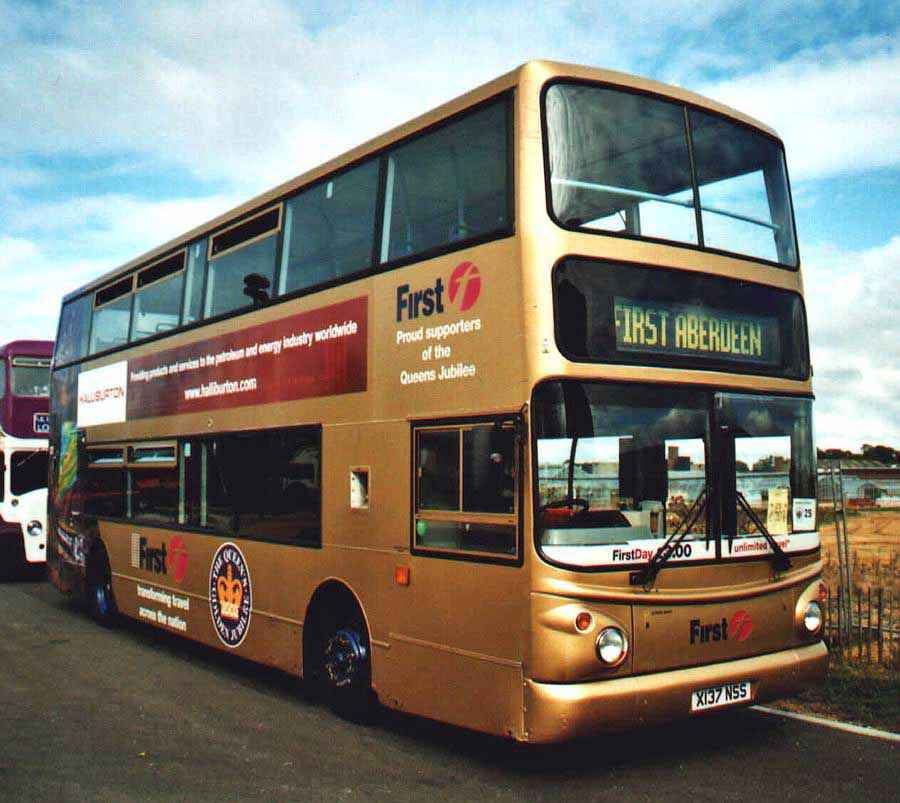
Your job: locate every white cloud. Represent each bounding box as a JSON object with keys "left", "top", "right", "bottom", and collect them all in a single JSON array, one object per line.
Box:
[
  {"left": 701, "top": 36, "right": 900, "bottom": 181},
  {"left": 0, "top": 0, "right": 774, "bottom": 191},
  {"left": 0, "top": 0, "right": 896, "bottom": 454},
  {"left": 4, "top": 1, "right": 894, "bottom": 194},
  {"left": 0, "top": 236, "right": 102, "bottom": 342},
  {"left": 804, "top": 236, "right": 900, "bottom": 449},
  {"left": 0, "top": 190, "right": 241, "bottom": 344},
  {"left": 7, "top": 193, "right": 240, "bottom": 251}
]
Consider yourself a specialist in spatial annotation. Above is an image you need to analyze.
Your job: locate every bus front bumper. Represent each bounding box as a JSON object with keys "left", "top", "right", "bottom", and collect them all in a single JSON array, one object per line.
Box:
[{"left": 523, "top": 640, "right": 828, "bottom": 743}]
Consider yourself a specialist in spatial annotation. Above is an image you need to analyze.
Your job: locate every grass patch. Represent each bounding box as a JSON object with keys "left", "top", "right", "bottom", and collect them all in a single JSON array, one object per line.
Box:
[{"left": 775, "top": 663, "right": 900, "bottom": 733}]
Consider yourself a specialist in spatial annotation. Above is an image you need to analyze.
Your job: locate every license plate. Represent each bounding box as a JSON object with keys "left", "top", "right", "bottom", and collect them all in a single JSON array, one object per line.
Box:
[{"left": 691, "top": 681, "right": 752, "bottom": 712}]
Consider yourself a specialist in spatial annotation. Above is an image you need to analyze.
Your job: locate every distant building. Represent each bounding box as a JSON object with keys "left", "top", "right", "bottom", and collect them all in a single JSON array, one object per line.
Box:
[
  {"left": 667, "top": 446, "right": 679, "bottom": 470},
  {"left": 817, "top": 460, "right": 900, "bottom": 509}
]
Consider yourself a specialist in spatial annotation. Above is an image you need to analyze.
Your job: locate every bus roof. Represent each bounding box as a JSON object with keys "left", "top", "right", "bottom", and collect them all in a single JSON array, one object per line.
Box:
[
  {"left": 62, "top": 60, "right": 781, "bottom": 304},
  {"left": 0, "top": 340, "right": 55, "bottom": 359}
]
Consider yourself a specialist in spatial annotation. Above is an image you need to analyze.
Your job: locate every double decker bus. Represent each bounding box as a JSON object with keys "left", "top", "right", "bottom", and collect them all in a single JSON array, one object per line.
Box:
[
  {"left": 48, "top": 61, "right": 826, "bottom": 742},
  {"left": 1, "top": 340, "right": 53, "bottom": 564}
]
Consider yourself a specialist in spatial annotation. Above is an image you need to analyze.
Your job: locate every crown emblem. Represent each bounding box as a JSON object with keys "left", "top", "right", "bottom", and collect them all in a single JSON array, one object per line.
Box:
[{"left": 217, "top": 564, "right": 243, "bottom": 621}]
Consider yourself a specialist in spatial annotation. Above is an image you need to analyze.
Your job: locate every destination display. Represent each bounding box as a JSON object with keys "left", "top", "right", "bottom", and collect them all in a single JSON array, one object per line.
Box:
[
  {"left": 552, "top": 258, "right": 809, "bottom": 380},
  {"left": 613, "top": 297, "right": 780, "bottom": 365}
]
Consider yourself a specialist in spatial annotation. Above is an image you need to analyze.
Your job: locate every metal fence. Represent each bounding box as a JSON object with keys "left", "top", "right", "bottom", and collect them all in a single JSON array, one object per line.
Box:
[
  {"left": 815, "top": 465, "right": 900, "bottom": 667},
  {"left": 823, "top": 584, "right": 899, "bottom": 668}
]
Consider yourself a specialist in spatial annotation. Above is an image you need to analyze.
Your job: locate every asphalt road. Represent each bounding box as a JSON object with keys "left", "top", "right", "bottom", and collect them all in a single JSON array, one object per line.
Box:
[{"left": 0, "top": 565, "right": 896, "bottom": 802}]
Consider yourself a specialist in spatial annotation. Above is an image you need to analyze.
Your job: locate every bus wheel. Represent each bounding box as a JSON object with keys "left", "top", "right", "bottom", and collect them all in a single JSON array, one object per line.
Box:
[
  {"left": 86, "top": 545, "right": 117, "bottom": 626},
  {"left": 322, "top": 612, "right": 375, "bottom": 721}
]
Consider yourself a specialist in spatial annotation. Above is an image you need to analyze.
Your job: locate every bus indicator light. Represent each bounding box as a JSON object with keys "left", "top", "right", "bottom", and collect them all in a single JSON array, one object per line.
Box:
[
  {"left": 395, "top": 565, "right": 410, "bottom": 586},
  {"left": 575, "top": 612, "right": 592, "bottom": 632}
]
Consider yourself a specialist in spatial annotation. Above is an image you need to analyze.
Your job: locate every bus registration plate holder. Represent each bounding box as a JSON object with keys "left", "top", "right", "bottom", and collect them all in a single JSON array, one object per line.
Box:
[{"left": 691, "top": 681, "right": 751, "bottom": 712}]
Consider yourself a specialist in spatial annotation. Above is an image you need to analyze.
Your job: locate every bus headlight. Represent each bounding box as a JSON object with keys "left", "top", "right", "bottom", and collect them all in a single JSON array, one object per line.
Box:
[
  {"left": 803, "top": 601, "right": 822, "bottom": 634},
  {"left": 26, "top": 520, "right": 43, "bottom": 537},
  {"left": 595, "top": 627, "right": 628, "bottom": 666}
]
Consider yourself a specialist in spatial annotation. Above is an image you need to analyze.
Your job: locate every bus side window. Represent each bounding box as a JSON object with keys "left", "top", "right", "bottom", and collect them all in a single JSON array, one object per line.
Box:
[
  {"left": 85, "top": 448, "right": 125, "bottom": 519},
  {"left": 417, "top": 430, "right": 459, "bottom": 511},
  {"left": 130, "top": 252, "right": 186, "bottom": 343},
  {"left": 279, "top": 160, "right": 378, "bottom": 296},
  {"left": 462, "top": 426, "right": 515, "bottom": 514},
  {"left": 181, "top": 240, "right": 208, "bottom": 326},
  {"left": 414, "top": 420, "right": 518, "bottom": 559},
  {"left": 180, "top": 440, "right": 201, "bottom": 527},
  {"left": 55, "top": 294, "right": 92, "bottom": 365},
  {"left": 204, "top": 207, "right": 281, "bottom": 320},
  {"left": 90, "top": 276, "right": 134, "bottom": 355},
  {"left": 193, "top": 428, "right": 322, "bottom": 546},
  {"left": 381, "top": 98, "right": 509, "bottom": 264},
  {"left": 127, "top": 445, "right": 178, "bottom": 525}
]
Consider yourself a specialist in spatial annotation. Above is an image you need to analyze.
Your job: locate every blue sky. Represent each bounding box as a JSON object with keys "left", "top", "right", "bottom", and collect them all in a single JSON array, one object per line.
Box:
[{"left": 1, "top": 0, "right": 897, "bottom": 449}]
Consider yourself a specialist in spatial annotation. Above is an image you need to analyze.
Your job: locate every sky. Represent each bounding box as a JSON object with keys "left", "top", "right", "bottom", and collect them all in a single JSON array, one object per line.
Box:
[{"left": 0, "top": 0, "right": 897, "bottom": 450}]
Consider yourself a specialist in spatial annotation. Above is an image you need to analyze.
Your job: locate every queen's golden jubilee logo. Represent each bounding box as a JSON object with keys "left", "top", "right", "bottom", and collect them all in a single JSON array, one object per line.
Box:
[
  {"left": 216, "top": 565, "right": 243, "bottom": 621},
  {"left": 209, "top": 543, "right": 252, "bottom": 647}
]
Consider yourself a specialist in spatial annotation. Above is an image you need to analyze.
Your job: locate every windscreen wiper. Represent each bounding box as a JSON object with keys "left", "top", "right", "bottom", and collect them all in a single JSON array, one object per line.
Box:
[
  {"left": 735, "top": 491, "right": 792, "bottom": 573},
  {"left": 631, "top": 488, "right": 707, "bottom": 590}
]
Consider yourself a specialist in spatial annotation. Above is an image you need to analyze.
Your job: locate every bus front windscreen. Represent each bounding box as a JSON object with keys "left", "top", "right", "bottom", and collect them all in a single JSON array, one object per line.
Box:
[
  {"left": 544, "top": 82, "right": 798, "bottom": 267},
  {"left": 11, "top": 357, "right": 51, "bottom": 397},
  {"left": 533, "top": 381, "right": 816, "bottom": 569}
]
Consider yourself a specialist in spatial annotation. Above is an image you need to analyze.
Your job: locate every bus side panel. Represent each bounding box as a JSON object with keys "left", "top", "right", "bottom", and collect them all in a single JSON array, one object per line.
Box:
[
  {"left": 379, "top": 639, "right": 524, "bottom": 740},
  {"left": 103, "top": 521, "right": 305, "bottom": 676},
  {"left": 373, "top": 556, "right": 527, "bottom": 740},
  {"left": 323, "top": 419, "right": 528, "bottom": 738}
]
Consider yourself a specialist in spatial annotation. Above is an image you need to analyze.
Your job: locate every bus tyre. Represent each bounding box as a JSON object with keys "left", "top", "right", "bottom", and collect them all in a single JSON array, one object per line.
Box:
[
  {"left": 322, "top": 613, "right": 376, "bottom": 721},
  {"left": 86, "top": 546, "right": 117, "bottom": 626}
]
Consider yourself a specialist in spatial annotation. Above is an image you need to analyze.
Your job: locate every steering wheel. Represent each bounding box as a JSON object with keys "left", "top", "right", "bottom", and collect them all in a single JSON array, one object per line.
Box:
[{"left": 540, "top": 497, "right": 590, "bottom": 513}]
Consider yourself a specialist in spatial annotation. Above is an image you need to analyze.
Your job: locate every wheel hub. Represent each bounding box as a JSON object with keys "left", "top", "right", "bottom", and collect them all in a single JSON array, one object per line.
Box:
[
  {"left": 95, "top": 583, "right": 110, "bottom": 616},
  {"left": 324, "top": 628, "right": 367, "bottom": 688}
]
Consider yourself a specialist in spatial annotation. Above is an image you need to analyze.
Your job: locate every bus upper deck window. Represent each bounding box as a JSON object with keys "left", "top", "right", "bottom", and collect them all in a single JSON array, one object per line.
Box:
[
  {"left": 380, "top": 99, "right": 509, "bottom": 264},
  {"left": 55, "top": 294, "right": 92, "bottom": 365},
  {"left": 279, "top": 160, "right": 378, "bottom": 296},
  {"left": 205, "top": 207, "right": 281, "bottom": 320},
  {"left": 130, "top": 251, "right": 186, "bottom": 342},
  {"left": 89, "top": 276, "right": 134, "bottom": 355}
]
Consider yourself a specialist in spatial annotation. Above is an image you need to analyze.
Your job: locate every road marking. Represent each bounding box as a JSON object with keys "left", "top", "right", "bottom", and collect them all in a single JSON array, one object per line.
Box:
[{"left": 752, "top": 705, "right": 900, "bottom": 743}]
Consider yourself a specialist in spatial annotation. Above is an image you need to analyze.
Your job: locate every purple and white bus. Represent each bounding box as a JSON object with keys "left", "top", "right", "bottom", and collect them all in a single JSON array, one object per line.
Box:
[{"left": 0, "top": 340, "right": 53, "bottom": 564}]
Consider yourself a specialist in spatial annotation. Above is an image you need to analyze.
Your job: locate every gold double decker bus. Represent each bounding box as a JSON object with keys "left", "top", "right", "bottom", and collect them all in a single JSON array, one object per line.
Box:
[{"left": 48, "top": 61, "right": 826, "bottom": 742}]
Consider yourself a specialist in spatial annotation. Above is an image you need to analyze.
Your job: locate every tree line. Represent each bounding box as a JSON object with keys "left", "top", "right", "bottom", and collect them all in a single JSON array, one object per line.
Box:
[{"left": 817, "top": 444, "right": 899, "bottom": 464}]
